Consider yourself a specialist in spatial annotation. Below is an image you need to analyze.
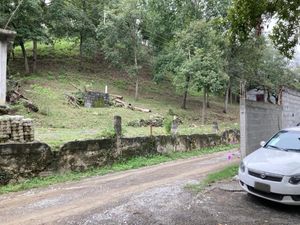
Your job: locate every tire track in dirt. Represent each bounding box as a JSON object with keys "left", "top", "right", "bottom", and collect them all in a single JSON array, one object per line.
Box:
[{"left": 0, "top": 150, "right": 239, "bottom": 225}]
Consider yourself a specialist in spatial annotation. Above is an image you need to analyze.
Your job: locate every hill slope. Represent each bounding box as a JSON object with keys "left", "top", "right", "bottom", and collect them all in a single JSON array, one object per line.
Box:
[{"left": 8, "top": 41, "right": 239, "bottom": 149}]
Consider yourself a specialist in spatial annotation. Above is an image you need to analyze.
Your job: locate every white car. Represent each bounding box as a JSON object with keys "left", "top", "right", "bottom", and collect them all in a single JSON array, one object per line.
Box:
[{"left": 239, "top": 127, "right": 300, "bottom": 205}]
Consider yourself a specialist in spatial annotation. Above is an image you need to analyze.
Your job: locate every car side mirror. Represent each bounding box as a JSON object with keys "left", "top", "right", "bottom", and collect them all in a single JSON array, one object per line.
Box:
[{"left": 260, "top": 141, "right": 266, "bottom": 147}]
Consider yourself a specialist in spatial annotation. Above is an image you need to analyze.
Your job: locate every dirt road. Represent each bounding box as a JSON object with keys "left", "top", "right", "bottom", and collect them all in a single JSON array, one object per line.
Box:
[{"left": 0, "top": 150, "right": 238, "bottom": 225}]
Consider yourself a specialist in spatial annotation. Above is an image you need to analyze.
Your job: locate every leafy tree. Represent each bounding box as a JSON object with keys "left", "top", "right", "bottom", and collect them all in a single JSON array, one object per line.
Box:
[
  {"left": 97, "top": 0, "right": 149, "bottom": 100},
  {"left": 1, "top": 0, "right": 48, "bottom": 74},
  {"left": 47, "top": 0, "right": 111, "bottom": 60},
  {"left": 157, "top": 21, "right": 226, "bottom": 123},
  {"left": 229, "top": 0, "right": 300, "bottom": 58},
  {"left": 143, "top": 0, "right": 203, "bottom": 53}
]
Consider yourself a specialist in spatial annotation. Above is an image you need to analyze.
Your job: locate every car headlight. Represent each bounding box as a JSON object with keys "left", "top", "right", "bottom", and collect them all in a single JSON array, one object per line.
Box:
[
  {"left": 289, "top": 175, "right": 300, "bottom": 185},
  {"left": 240, "top": 161, "right": 245, "bottom": 173}
]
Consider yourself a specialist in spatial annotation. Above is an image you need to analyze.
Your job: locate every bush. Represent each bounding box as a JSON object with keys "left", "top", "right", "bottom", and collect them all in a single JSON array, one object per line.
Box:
[{"left": 163, "top": 117, "right": 172, "bottom": 134}]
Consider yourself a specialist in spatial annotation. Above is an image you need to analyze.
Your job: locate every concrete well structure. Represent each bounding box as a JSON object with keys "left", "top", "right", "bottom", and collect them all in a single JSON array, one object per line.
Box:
[{"left": 0, "top": 29, "right": 16, "bottom": 105}]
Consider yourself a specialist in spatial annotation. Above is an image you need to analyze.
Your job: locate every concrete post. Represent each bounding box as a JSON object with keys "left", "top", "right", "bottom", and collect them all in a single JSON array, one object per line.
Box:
[
  {"left": 240, "top": 80, "right": 247, "bottom": 159},
  {"left": 114, "top": 116, "right": 122, "bottom": 137},
  {"left": 0, "top": 29, "right": 16, "bottom": 105}
]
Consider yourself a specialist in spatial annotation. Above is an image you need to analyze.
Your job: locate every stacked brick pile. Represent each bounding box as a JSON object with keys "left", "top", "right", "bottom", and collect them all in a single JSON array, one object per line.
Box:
[
  {"left": 23, "top": 119, "right": 34, "bottom": 142},
  {"left": 0, "top": 116, "right": 11, "bottom": 143},
  {"left": 0, "top": 116, "right": 34, "bottom": 143}
]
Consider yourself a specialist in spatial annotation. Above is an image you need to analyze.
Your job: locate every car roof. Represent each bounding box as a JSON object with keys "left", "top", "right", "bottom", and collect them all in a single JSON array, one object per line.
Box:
[{"left": 283, "top": 127, "right": 300, "bottom": 132}]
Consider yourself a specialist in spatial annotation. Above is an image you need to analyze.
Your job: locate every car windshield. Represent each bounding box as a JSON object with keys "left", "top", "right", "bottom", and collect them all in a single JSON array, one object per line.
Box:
[{"left": 265, "top": 130, "right": 300, "bottom": 152}]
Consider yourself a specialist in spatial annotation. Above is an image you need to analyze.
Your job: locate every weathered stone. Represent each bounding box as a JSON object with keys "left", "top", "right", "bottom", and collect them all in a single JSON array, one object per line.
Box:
[
  {"left": 58, "top": 139, "right": 117, "bottom": 172},
  {"left": 119, "top": 137, "right": 157, "bottom": 159},
  {"left": 0, "top": 130, "right": 240, "bottom": 185},
  {"left": 84, "top": 91, "right": 109, "bottom": 108},
  {"left": 114, "top": 116, "right": 122, "bottom": 137},
  {"left": 0, "top": 142, "right": 52, "bottom": 183}
]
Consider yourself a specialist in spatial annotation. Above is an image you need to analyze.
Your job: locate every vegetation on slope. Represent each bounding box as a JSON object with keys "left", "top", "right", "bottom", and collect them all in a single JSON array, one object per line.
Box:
[{"left": 10, "top": 40, "right": 239, "bottom": 149}]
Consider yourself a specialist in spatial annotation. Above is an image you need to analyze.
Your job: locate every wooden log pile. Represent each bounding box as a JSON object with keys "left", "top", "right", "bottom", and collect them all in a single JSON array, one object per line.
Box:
[
  {"left": 112, "top": 95, "right": 151, "bottom": 113},
  {"left": 0, "top": 115, "right": 34, "bottom": 143},
  {"left": 6, "top": 89, "right": 39, "bottom": 113}
]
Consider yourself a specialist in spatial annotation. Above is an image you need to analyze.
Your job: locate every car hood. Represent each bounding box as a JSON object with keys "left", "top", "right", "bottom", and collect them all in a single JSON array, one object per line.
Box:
[{"left": 244, "top": 148, "right": 300, "bottom": 176}]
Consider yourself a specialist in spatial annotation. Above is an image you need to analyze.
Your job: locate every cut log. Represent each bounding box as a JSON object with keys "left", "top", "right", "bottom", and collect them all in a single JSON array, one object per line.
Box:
[
  {"left": 128, "top": 104, "right": 151, "bottom": 113},
  {"left": 110, "top": 94, "right": 123, "bottom": 100},
  {"left": 114, "top": 98, "right": 128, "bottom": 107},
  {"left": 21, "top": 99, "right": 39, "bottom": 112},
  {"left": 64, "top": 93, "right": 80, "bottom": 108},
  {"left": 112, "top": 98, "right": 151, "bottom": 113}
]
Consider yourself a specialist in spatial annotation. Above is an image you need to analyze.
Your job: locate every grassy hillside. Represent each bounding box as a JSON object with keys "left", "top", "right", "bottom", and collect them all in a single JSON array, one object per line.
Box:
[{"left": 8, "top": 40, "right": 239, "bottom": 150}]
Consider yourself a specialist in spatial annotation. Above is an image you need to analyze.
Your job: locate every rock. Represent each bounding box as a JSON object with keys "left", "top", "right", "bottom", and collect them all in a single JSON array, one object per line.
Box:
[{"left": 0, "top": 142, "right": 53, "bottom": 184}]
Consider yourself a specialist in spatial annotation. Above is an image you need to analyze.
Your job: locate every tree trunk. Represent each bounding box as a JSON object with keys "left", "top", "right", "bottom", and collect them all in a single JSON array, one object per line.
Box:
[
  {"left": 32, "top": 40, "right": 37, "bottom": 73},
  {"left": 230, "top": 87, "right": 233, "bottom": 104},
  {"left": 181, "top": 75, "right": 190, "bottom": 109},
  {"left": 202, "top": 87, "right": 207, "bottom": 125},
  {"left": 19, "top": 39, "right": 30, "bottom": 74},
  {"left": 79, "top": 0, "right": 86, "bottom": 67},
  {"left": 134, "top": 47, "right": 139, "bottom": 101},
  {"left": 224, "top": 80, "right": 231, "bottom": 113},
  {"left": 135, "top": 76, "right": 139, "bottom": 101},
  {"left": 206, "top": 91, "right": 210, "bottom": 108},
  {"left": 79, "top": 33, "right": 83, "bottom": 63}
]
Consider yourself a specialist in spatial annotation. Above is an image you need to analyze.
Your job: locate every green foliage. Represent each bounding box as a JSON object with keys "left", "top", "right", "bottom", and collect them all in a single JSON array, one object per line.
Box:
[
  {"left": 0, "top": 144, "right": 237, "bottom": 194},
  {"left": 97, "top": 0, "right": 149, "bottom": 74},
  {"left": 143, "top": 0, "right": 204, "bottom": 52},
  {"left": 163, "top": 117, "right": 172, "bottom": 134},
  {"left": 229, "top": 0, "right": 300, "bottom": 58},
  {"left": 0, "top": 0, "right": 48, "bottom": 41},
  {"left": 157, "top": 20, "right": 227, "bottom": 96}
]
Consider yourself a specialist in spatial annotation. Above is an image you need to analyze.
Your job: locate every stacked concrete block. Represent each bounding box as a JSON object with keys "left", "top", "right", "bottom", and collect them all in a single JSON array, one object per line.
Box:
[
  {"left": 0, "top": 116, "right": 11, "bottom": 143},
  {"left": 23, "top": 119, "right": 34, "bottom": 142},
  {"left": 10, "top": 116, "right": 24, "bottom": 142},
  {"left": 0, "top": 115, "right": 35, "bottom": 143}
]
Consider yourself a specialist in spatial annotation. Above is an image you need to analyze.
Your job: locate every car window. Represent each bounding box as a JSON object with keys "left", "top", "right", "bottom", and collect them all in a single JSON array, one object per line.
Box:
[{"left": 266, "top": 131, "right": 300, "bottom": 151}]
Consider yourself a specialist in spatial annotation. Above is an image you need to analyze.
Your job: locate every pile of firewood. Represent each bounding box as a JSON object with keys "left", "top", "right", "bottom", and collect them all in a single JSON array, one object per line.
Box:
[
  {"left": 112, "top": 95, "right": 151, "bottom": 113},
  {"left": 5, "top": 84, "right": 39, "bottom": 114}
]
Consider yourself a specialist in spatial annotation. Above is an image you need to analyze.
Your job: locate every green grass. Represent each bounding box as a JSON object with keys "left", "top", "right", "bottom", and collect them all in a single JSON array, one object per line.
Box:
[
  {"left": 14, "top": 39, "right": 78, "bottom": 58},
  {"left": 9, "top": 39, "right": 239, "bottom": 149},
  {"left": 186, "top": 164, "right": 239, "bottom": 192},
  {"left": 0, "top": 144, "right": 237, "bottom": 194}
]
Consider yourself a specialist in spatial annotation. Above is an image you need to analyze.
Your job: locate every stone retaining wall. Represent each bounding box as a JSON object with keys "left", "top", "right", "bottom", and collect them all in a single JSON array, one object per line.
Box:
[{"left": 0, "top": 130, "right": 239, "bottom": 185}]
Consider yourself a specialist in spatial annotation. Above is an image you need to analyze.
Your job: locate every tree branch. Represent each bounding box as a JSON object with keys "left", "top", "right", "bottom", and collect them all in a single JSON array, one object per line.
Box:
[{"left": 4, "top": 0, "right": 25, "bottom": 29}]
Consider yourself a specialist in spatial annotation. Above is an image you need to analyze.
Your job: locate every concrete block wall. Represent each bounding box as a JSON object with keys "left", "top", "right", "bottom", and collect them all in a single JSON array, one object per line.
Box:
[
  {"left": 240, "top": 99, "right": 282, "bottom": 157},
  {"left": 281, "top": 88, "right": 300, "bottom": 128}
]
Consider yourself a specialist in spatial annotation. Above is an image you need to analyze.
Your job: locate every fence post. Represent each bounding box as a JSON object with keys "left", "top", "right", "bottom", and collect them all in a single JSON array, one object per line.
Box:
[{"left": 114, "top": 116, "right": 122, "bottom": 138}]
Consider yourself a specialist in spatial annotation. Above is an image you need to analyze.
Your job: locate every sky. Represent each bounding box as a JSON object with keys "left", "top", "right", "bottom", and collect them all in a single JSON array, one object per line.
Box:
[{"left": 265, "top": 19, "right": 300, "bottom": 68}]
